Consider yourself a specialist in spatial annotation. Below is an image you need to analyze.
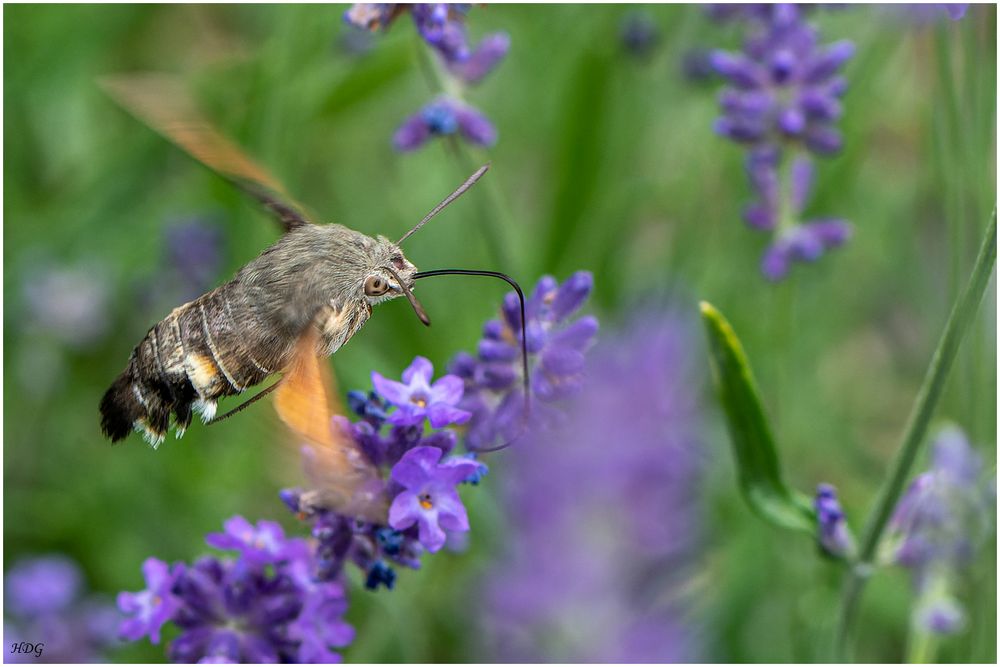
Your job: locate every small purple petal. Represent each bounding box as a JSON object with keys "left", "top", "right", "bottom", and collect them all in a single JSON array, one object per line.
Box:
[
  {"left": 430, "top": 374, "right": 465, "bottom": 405},
  {"left": 761, "top": 242, "right": 792, "bottom": 282},
  {"left": 551, "top": 271, "right": 594, "bottom": 321},
  {"left": 427, "top": 403, "right": 472, "bottom": 428},
  {"left": 804, "top": 40, "right": 855, "bottom": 83},
  {"left": 710, "top": 51, "right": 761, "bottom": 88},
  {"left": 402, "top": 356, "right": 434, "bottom": 384},
  {"left": 392, "top": 113, "right": 431, "bottom": 152},
  {"left": 455, "top": 104, "right": 497, "bottom": 147},
  {"left": 371, "top": 372, "right": 412, "bottom": 406},
  {"left": 451, "top": 32, "right": 510, "bottom": 84}
]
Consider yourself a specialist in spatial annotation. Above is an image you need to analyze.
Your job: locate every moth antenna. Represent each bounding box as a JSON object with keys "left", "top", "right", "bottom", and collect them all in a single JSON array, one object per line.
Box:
[
  {"left": 397, "top": 164, "right": 490, "bottom": 245},
  {"left": 387, "top": 267, "right": 431, "bottom": 326},
  {"left": 413, "top": 269, "right": 531, "bottom": 443}
]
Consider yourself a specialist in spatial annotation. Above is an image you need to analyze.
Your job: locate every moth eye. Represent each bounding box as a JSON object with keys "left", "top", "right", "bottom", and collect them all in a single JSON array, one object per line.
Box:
[
  {"left": 364, "top": 275, "right": 390, "bottom": 297},
  {"left": 392, "top": 256, "right": 405, "bottom": 270}
]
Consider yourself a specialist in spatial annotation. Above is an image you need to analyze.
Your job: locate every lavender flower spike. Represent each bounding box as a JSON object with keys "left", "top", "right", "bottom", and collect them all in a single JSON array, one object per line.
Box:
[
  {"left": 881, "top": 426, "right": 995, "bottom": 635},
  {"left": 388, "top": 445, "right": 481, "bottom": 552},
  {"left": 707, "top": 5, "right": 854, "bottom": 281}
]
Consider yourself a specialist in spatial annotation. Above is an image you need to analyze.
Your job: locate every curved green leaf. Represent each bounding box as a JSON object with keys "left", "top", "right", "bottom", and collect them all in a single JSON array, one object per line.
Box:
[{"left": 700, "top": 301, "right": 815, "bottom": 533}]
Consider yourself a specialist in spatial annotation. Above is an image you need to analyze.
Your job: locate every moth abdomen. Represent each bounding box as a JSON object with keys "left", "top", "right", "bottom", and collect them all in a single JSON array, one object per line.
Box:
[{"left": 100, "top": 284, "right": 288, "bottom": 444}]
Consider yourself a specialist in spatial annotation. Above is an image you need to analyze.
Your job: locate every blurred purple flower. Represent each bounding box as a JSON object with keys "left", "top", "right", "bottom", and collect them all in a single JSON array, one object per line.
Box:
[
  {"left": 882, "top": 426, "right": 995, "bottom": 635},
  {"left": 706, "top": 4, "right": 853, "bottom": 281},
  {"left": 449, "top": 32, "right": 511, "bottom": 84},
  {"left": 814, "top": 483, "right": 856, "bottom": 558},
  {"left": 393, "top": 97, "right": 497, "bottom": 151},
  {"left": 22, "top": 263, "right": 111, "bottom": 348},
  {"left": 482, "top": 308, "right": 706, "bottom": 661},
  {"left": 372, "top": 356, "right": 471, "bottom": 428},
  {"left": 6, "top": 555, "right": 82, "bottom": 617},
  {"left": 760, "top": 219, "right": 852, "bottom": 281},
  {"left": 4, "top": 555, "right": 118, "bottom": 663},
  {"left": 388, "top": 446, "right": 481, "bottom": 552},
  {"left": 343, "top": 3, "right": 399, "bottom": 31},
  {"left": 621, "top": 11, "right": 661, "bottom": 60},
  {"left": 883, "top": 4, "right": 969, "bottom": 23}
]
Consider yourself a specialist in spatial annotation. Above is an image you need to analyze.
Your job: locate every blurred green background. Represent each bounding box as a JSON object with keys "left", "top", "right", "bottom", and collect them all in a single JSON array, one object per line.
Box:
[{"left": 3, "top": 4, "right": 996, "bottom": 663}]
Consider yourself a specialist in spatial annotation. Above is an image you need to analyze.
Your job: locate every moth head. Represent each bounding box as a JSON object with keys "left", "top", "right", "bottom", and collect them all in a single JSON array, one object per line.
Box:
[{"left": 357, "top": 234, "right": 429, "bottom": 325}]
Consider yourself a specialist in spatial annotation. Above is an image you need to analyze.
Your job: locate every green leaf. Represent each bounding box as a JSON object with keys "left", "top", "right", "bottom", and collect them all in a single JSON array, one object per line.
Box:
[{"left": 700, "top": 301, "right": 816, "bottom": 533}]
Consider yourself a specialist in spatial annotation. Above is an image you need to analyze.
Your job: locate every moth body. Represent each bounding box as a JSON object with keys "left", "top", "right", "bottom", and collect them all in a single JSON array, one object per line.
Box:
[{"left": 100, "top": 224, "right": 418, "bottom": 444}]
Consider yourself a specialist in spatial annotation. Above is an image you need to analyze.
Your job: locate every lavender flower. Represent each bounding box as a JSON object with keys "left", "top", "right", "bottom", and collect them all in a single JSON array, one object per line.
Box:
[
  {"left": 392, "top": 97, "right": 497, "bottom": 151},
  {"left": 118, "top": 558, "right": 181, "bottom": 644},
  {"left": 343, "top": 3, "right": 508, "bottom": 151},
  {"left": 4, "top": 555, "right": 119, "bottom": 663},
  {"left": 707, "top": 4, "right": 853, "bottom": 280},
  {"left": 814, "top": 483, "right": 856, "bottom": 558},
  {"left": 205, "top": 517, "right": 301, "bottom": 567},
  {"left": 881, "top": 426, "right": 995, "bottom": 635},
  {"left": 372, "top": 356, "right": 471, "bottom": 427},
  {"left": 449, "top": 271, "right": 599, "bottom": 450},
  {"left": 481, "top": 309, "right": 706, "bottom": 661},
  {"left": 388, "top": 446, "right": 481, "bottom": 552},
  {"left": 118, "top": 518, "right": 354, "bottom": 663}
]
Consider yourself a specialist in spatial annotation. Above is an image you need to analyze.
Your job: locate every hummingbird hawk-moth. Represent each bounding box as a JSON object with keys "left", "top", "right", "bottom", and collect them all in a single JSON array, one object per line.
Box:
[{"left": 97, "top": 74, "right": 529, "bottom": 510}]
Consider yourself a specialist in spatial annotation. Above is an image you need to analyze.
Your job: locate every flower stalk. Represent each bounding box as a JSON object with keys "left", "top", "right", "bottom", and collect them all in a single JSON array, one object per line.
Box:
[{"left": 834, "top": 208, "right": 996, "bottom": 661}]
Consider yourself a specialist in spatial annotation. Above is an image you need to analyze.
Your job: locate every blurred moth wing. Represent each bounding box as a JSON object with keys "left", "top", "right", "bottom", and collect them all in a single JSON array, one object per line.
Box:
[
  {"left": 99, "top": 73, "right": 313, "bottom": 232},
  {"left": 275, "top": 328, "right": 389, "bottom": 523}
]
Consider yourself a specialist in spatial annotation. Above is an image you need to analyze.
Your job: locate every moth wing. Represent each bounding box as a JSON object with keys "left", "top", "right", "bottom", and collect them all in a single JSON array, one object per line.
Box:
[
  {"left": 274, "top": 329, "right": 389, "bottom": 523},
  {"left": 99, "top": 73, "right": 313, "bottom": 232}
]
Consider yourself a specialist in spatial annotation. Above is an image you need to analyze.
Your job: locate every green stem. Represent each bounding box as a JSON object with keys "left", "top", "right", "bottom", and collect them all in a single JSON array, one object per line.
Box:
[
  {"left": 907, "top": 629, "right": 938, "bottom": 664},
  {"left": 833, "top": 209, "right": 997, "bottom": 661}
]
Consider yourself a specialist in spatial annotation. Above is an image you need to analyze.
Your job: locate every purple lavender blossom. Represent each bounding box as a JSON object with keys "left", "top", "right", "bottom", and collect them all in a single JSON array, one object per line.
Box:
[
  {"left": 707, "top": 4, "right": 853, "bottom": 281},
  {"left": 761, "top": 219, "right": 852, "bottom": 281},
  {"left": 205, "top": 516, "right": 301, "bottom": 566},
  {"left": 372, "top": 356, "right": 471, "bottom": 428},
  {"left": 388, "top": 446, "right": 481, "bottom": 552},
  {"left": 449, "top": 32, "right": 511, "bottom": 84},
  {"left": 5, "top": 556, "right": 82, "bottom": 617},
  {"left": 482, "top": 309, "right": 706, "bottom": 661},
  {"left": 117, "top": 557, "right": 182, "bottom": 644},
  {"left": 449, "top": 271, "right": 599, "bottom": 450},
  {"left": 344, "top": 4, "right": 507, "bottom": 151},
  {"left": 882, "top": 426, "right": 995, "bottom": 635},
  {"left": 814, "top": 483, "right": 856, "bottom": 558},
  {"left": 119, "top": 517, "right": 356, "bottom": 663},
  {"left": 392, "top": 97, "right": 497, "bottom": 151},
  {"left": 4, "top": 555, "right": 119, "bottom": 663}
]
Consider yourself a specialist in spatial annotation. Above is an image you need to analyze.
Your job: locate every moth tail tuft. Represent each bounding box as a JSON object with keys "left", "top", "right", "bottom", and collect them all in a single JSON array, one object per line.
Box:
[{"left": 100, "top": 372, "right": 143, "bottom": 443}]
